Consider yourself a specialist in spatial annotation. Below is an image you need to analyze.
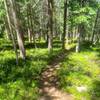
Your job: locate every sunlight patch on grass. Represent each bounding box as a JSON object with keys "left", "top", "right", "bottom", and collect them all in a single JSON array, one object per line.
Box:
[{"left": 58, "top": 46, "right": 100, "bottom": 100}]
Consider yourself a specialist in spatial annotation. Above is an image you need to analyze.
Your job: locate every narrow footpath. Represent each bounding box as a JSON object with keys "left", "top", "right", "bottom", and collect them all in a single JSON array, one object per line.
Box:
[{"left": 39, "top": 51, "right": 73, "bottom": 100}]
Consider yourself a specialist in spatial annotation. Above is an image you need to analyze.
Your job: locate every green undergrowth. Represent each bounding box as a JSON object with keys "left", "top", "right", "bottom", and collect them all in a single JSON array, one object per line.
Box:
[
  {"left": 57, "top": 44, "right": 100, "bottom": 100},
  {"left": 0, "top": 39, "right": 62, "bottom": 100}
]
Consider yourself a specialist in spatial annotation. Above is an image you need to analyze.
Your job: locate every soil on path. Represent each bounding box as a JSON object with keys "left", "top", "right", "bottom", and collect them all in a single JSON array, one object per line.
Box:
[{"left": 38, "top": 51, "right": 73, "bottom": 100}]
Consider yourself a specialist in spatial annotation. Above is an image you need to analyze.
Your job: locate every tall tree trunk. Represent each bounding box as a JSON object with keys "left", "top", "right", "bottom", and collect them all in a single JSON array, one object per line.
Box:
[
  {"left": 27, "top": 3, "right": 34, "bottom": 44},
  {"left": 76, "top": 25, "right": 81, "bottom": 53},
  {"left": 62, "top": 0, "right": 68, "bottom": 49},
  {"left": 4, "top": 0, "right": 18, "bottom": 64},
  {"left": 9, "top": 0, "right": 26, "bottom": 60},
  {"left": 47, "top": 0, "right": 53, "bottom": 53}
]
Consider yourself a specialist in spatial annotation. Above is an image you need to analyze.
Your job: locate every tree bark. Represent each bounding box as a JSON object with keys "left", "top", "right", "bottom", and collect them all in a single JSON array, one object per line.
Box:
[
  {"left": 47, "top": 0, "right": 54, "bottom": 53},
  {"left": 76, "top": 25, "right": 81, "bottom": 53},
  {"left": 9, "top": 0, "right": 26, "bottom": 60},
  {"left": 62, "top": 0, "right": 68, "bottom": 49},
  {"left": 4, "top": 0, "right": 18, "bottom": 64}
]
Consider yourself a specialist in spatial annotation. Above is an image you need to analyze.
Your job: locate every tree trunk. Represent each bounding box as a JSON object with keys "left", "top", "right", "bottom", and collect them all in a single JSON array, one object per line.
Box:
[
  {"left": 47, "top": 0, "right": 54, "bottom": 53},
  {"left": 9, "top": 0, "right": 26, "bottom": 60},
  {"left": 62, "top": 0, "right": 68, "bottom": 49},
  {"left": 4, "top": 0, "right": 18, "bottom": 64},
  {"left": 27, "top": 4, "right": 34, "bottom": 43},
  {"left": 91, "top": 8, "right": 99, "bottom": 43},
  {"left": 76, "top": 26, "right": 81, "bottom": 53},
  {"left": 75, "top": 0, "right": 84, "bottom": 52}
]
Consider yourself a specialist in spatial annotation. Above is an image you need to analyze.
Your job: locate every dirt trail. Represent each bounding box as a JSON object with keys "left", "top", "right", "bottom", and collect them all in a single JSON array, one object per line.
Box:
[{"left": 38, "top": 51, "right": 73, "bottom": 100}]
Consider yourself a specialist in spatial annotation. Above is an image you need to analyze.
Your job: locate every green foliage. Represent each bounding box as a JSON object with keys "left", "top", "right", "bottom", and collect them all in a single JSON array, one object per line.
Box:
[
  {"left": 90, "top": 79, "right": 100, "bottom": 100},
  {"left": 0, "top": 80, "right": 39, "bottom": 100},
  {"left": 73, "top": 6, "right": 96, "bottom": 25},
  {"left": 0, "top": 0, "right": 5, "bottom": 37},
  {"left": 0, "top": 39, "right": 62, "bottom": 100},
  {"left": 0, "top": 0, "right": 99, "bottom": 99},
  {"left": 57, "top": 44, "right": 100, "bottom": 100}
]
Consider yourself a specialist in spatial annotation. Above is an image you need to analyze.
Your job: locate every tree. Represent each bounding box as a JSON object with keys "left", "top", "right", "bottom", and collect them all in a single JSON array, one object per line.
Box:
[
  {"left": 4, "top": 0, "right": 18, "bottom": 64},
  {"left": 9, "top": 0, "right": 26, "bottom": 60},
  {"left": 62, "top": 0, "right": 69, "bottom": 50},
  {"left": 47, "top": 0, "right": 54, "bottom": 53},
  {"left": 91, "top": 7, "right": 100, "bottom": 43}
]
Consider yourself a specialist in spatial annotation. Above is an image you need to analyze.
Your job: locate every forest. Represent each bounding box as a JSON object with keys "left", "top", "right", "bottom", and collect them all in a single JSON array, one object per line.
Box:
[{"left": 0, "top": 0, "right": 100, "bottom": 100}]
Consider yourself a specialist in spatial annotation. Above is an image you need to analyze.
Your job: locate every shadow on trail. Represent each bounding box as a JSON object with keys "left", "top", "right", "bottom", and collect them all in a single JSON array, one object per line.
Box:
[{"left": 38, "top": 50, "right": 73, "bottom": 100}]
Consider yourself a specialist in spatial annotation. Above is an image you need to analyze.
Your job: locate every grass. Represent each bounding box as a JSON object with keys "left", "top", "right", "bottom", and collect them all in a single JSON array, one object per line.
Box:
[
  {"left": 0, "top": 38, "right": 62, "bottom": 100},
  {"left": 0, "top": 38, "right": 100, "bottom": 100},
  {"left": 57, "top": 42, "right": 100, "bottom": 100}
]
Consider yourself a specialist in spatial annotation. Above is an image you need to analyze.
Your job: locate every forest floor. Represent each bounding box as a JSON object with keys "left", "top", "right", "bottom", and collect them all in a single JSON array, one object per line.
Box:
[
  {"left": 39, "top": 50, "right": 73, "bottom": 100},
  {"left": 0, "top": 39, "right": 100, "bottom": 100}
]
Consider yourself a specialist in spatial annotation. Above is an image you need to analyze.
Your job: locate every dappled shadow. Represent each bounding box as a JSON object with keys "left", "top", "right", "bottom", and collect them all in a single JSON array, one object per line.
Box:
[
  {"left": 91, "top": 80, "right": 100, "bottom": 100},
  {"left": 0, "top": 45, "right": 13, "bottom": 51},
  {"left": 0, "top": 45, "right": 64, "bottom": 85},
  {"left": 26, "top": 55, "right": 48, "bottom": 63},
  {"left": 48, "top": 50, "right": 67, "bottom": 65},
  {"left": 0, "top": 55, "right": 50, "bottom": 84},
  {"left": 38, "top": 50, "right": 73, "bottom": 100},
  {"left": 80, "top": 41, "right": 100, "bottom": 54},
  {"left": 53, "top": 41, "right": 62, "bottom": 48},
  {"left": 0, "top": 39, "right": 74, "bottom": 99},
  {"left": 80, "top": 41, "right": 93, "bottom": 52},
  {"left": 0, "top": 40, "right": 62, "bottom": 52},
  {"left": 25, "top": 42, "right": 47, "bottom": 49},
  {"left": 0, "top": 55, "right": 49, "bottom": 99},
  {"left": 0, "top": 45, "right": 67, "bottom": 99},
  {"left": 0, "top": 58, "right": 31, "bottom": 84},
  {"left": 55, "top": 43, "right": 100, "bottom": 99},
  {"left": 0, "top": 54, "right": 53, "bottom": 89},
  {"left": 25, "top": 41, "right": 62, "bottom": 49}
]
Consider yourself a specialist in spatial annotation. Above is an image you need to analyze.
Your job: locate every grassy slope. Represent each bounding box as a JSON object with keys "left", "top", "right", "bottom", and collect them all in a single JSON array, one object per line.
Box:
[{"left": 57, "top": 43, "right": 100, "bottom": 100}]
